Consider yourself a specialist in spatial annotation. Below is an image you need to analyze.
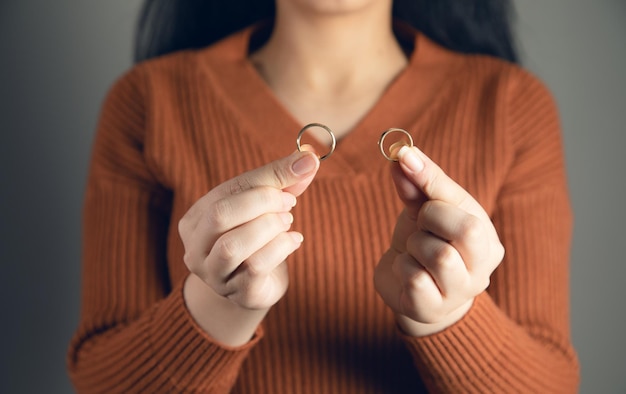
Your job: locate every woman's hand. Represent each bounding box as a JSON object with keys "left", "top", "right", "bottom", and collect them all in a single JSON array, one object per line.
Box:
[
  {"left": 374, "top": 146, "right": 505, "bottom": 337},
  {"left": 179, "top": 151, "right": 320, "bottom": 345}
]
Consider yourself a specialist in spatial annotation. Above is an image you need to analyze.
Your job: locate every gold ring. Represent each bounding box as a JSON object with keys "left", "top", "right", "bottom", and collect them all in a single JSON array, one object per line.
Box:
[
  {"left": 378, "top": 128, "right": 414, "bottom": 161},
  {"left": 296, "top": 123, "right": 336, "bottom": 161}
]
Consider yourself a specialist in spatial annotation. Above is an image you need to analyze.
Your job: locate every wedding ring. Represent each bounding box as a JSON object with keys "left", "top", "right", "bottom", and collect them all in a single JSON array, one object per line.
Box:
[
  {"left": 296, "top": 123, "right": 336, "bottom": 161},
  {"left": 378, "top": 128, "right": 414, "bottom": 161}
]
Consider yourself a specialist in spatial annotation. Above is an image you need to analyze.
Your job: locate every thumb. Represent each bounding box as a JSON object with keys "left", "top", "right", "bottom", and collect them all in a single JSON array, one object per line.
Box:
[
  {"left": 394, "top": 145, "right": 491, "bottom": 223},
  {"left": 282, "top": 150, "right": 320, "bottom": 196},
  {"left": 215, "top": 150, "right": 320, "bottom": 198}
]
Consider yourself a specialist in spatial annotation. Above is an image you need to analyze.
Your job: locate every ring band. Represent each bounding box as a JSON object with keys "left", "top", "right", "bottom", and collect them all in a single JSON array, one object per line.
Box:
[
  {"left": 296, "top": 123, "right": 337, "bottom": 161},
  {"left": 378, "top": 128, "right": 414, "bottom": 161}
]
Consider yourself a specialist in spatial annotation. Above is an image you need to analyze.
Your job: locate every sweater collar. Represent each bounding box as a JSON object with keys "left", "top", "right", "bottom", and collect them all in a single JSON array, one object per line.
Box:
[{"left": 199, "top": 22, "right": 463, "bottom": 177}]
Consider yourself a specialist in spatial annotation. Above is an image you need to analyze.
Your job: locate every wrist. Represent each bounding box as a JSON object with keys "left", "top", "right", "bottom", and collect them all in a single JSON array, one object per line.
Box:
[
  {"left": 183, "top": 273, "right": 268, "bottom": 347},
  {"left": 396, "top": 298, "right": 474, "bottom": 337}
]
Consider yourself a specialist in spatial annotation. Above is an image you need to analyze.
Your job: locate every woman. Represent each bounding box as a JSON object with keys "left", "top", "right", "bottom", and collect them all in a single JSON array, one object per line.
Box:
[{"left": 68, "top": 0, "right": 580, "bottom": 392}]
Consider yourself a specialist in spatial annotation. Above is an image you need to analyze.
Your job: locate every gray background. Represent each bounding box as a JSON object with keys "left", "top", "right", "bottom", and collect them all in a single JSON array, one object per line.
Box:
[{"left": 0, "top": 1, "right": 624, "bottom": 392}]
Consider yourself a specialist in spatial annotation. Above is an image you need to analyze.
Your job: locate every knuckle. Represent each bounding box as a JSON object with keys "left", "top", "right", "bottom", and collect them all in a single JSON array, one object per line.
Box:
[
  {"left": 457, "top": 215, "right": 484, "bottom": 242},
  {"left": 422, "top": 171, "right": 440, "bottom": 198},
  {"left": 244, "top": 284, "right": 269, "bottom": 308},
  {"left": 240, "top": 260, "right": 262, "bottom": 278},
  {"left": 432, "top": 243, "right": 456, "bottom": 268},
  {"left": 405, "top": 268, "right": 431, "bottom": 292},
  {"left": 182, "top": 251, "right": 195, "bottom": 270},
  {"left": 271, "top": 165, "right": 290, "bottom": 188},
  {"left": 417, "top": 200, "right": 436, "bottom": 222},
  {"left": 259, "top": 213, "right": 289, "bottom": 234},
  {"left": 206, "top": 198, "right": 233, "bottom": 229},
  {"left": 213, "top": 234, "right": 241, "bottom": 264},
  {"left": 257, "top": 186, "right": 280, "bottom": 208},
  {"left": 229, "top": 177, "right": 252, "bottom": 195}
]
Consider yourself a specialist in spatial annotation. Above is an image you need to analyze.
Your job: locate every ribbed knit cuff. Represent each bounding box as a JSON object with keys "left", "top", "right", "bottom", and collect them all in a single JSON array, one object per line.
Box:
[
  {"left": 148, "top": 281, "right": 264, "bottom": 392},
  {"left": 400, "top": 292, "right": 509, "bottom": 391}
]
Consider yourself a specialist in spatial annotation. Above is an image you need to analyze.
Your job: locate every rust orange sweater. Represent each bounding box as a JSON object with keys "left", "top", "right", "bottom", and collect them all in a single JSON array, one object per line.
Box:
[{"left": 68, "top": 26, "right": 580, "bottom": 393}]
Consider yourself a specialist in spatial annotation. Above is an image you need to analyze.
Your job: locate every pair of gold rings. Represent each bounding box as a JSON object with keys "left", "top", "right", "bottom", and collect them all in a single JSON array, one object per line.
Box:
[{"left": 296, "top": 123, "right": 413, "bottom": 162}]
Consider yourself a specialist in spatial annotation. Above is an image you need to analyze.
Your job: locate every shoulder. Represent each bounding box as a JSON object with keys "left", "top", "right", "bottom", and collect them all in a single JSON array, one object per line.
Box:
[
  {"left": 435, "top": 37, "right": 559, "bottom": 130},
  {"left": 110, "top": 26, "right": 252, "bottom": 99},
  {"left": 450, "top": 51, "right": 561, "bottom": 152},
  {"left": 416, "top": 32, "right": 553, "bottom": 104},
  {"left": 462, "top": 53, "right": 556, "bottom": 110}
]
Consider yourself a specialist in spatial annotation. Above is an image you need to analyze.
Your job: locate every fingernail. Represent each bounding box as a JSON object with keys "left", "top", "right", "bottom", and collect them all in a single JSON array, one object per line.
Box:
[
  {"left": 281, "top": 192, "right": 297, "bottom": 208},
  {"left": 398, "top": 146, "right": 424, "bottom": 173},
  {"left": 292, "top": 153, "right": 317, "bottom": 175},
  {"left": 290, "top": 232, "right": 304, "bottom": 243},
  {"left": 279, "top": 212, "right": 294, "bottom": 225}
]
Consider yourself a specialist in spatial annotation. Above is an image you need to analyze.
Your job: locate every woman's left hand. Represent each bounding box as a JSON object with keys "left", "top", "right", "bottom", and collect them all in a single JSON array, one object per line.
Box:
[{"left": 374, "top": 146, "right": 505, "bottom": 337}]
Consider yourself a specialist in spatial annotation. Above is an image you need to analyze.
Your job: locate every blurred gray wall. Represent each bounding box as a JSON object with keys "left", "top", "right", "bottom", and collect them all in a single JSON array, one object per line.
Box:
[
  {"left": 515, "top": 2, "right": 626, "bottom": 393},
  {"left": 0, "top": 1, "right": 624, "bottom": 393},
  {"left": 0, "top": 1, "right": 144, "bottom": 392}
]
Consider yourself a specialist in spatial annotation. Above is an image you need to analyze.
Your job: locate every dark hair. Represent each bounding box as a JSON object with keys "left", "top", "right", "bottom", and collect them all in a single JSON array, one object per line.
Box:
[{"left": 135, "top": 0, "right": 518, "bottom": 63}]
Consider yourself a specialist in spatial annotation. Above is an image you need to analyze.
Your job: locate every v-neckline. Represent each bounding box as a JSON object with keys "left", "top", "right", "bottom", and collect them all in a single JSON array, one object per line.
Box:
[{"left": 200, "top": 23, "right": 463, "bottom": 178}]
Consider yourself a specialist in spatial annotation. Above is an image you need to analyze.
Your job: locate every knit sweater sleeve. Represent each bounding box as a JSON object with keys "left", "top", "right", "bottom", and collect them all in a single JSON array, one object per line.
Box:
[
  {"left": 67, "top": 67, "right": 262, "bottom": 393},
  {"left": 400, "top": 70, "right": 580, "bottom": 393}
]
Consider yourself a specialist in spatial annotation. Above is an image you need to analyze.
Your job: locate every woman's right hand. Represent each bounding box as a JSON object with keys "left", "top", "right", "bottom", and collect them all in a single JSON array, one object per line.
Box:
[{"left": 179, "top": 151, "right": 320, "bottom": 345}]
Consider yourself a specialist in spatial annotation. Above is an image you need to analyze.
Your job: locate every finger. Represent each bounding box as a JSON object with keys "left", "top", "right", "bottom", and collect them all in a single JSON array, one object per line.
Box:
[
  {"left": 391, "top": 164, "right": 427, "bottom": 220},
  {"left": 390, "top": 209, "right": 417, "bottom": 254},
  {"left": 239, "top": 231, "right": 304, "bottom": 277},
  {"left": 181, "top": 187, "right": 296, "bottom": 263},
  {"left": 417, "top": 200, "right": 489, "bottom": 271},
  {"left": 405, "top": 230, "right": 470, "bottom": 297},
  {"left": 373, "top": 250, "right": 403, "bottom": 312},
  {"left": 201, "top": 187, "right": 296, "bottom": 236},
  {"left": 391, "top": 253, "right": 444, "bottom": 323},
  {"left": 204, "top": 212, "right": 294, "bottom": 287},
  {"left": 224, "top": 261, "right": 289, "bottom": 310},
  {"left": 182, "top": 151, "right": 317, "bottom": 244},
  {"left": 395, "top": 146, "right": 490, "bottom": 222},
  {"left": 214, "top": 150, "right": 320, "bottom": 198},
  {"left": 225, "top": 231, "right": 303, "bottom": 308}
]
